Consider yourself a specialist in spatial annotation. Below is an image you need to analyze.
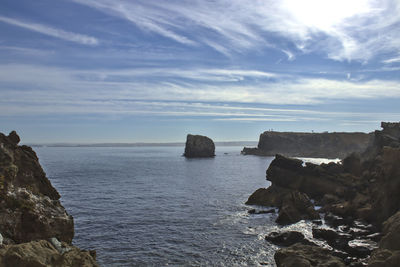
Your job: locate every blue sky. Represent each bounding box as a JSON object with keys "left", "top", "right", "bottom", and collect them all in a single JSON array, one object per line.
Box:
[{"left": 1, "top": 0, "right": 400, "bottom": 143}]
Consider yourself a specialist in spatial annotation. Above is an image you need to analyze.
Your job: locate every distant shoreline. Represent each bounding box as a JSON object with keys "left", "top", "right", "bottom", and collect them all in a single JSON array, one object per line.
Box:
[{"left": 27, "top": 141, "right": 258, "bottom": 148}]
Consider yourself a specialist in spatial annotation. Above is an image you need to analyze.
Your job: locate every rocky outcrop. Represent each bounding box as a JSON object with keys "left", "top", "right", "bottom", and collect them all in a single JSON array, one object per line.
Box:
[
  {"left": 242, "top": 131, "right": 373, "bottom": 158},
  {"left": 368, "top": 211, "right": 400, "bottom": 266},
  {"left": 0, "top": 239, "right": 97, "bottom": 267},
  {"left": 247, "top": 122, "right": 400, "bottom": 266},
  {"left": 246, "top": 185, "right": 320, "bottom": 225},
  {"left": 0, "top": 131, "right": 98, "bottom": 266},
  {"left": 265, "top": 231, "right": 315, "bottom": 247},
  {"left": 184, "top": 134, "right": 215, "bottom": 158},
  {"left": 274, "top": 243, "right": 346, "bottom": 267}
]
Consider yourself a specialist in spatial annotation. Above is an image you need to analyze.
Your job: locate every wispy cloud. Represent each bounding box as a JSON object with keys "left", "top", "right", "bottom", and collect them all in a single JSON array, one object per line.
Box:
[
  {"left": 382, "top": 56, "right": 400, "bottom": 64},
  {"left": 0, "top": 16, "right": 99, "bottom": 45},
  {"left": 1, "top": 64, "right": 400, "bottom": 111},
  {"left": 72, "top": 0, "right": 400, "bottom": 61}
]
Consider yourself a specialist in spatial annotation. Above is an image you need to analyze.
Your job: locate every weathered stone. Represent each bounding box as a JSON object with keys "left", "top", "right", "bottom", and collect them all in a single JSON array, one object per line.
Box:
[
  {"left": 0, "top": 132, "right": 72, "bottom": 244},
  {"left": 379, "top": 211, "right": 400, "bottom": 251},
  {"left": 0, "top": 240, "right": 98, "bottom": 267},
  {"left": 369, "top": 248, "right": 400, "bottom": 267},
  {"left": 266, "top": 231, "right": 314, "bottom": 247},
  {"left": 0, "top": 131, "right": 98, "bottom": 266},
  {"left": 242, "top": 131, "right": 372, "bottom": 158},
  {"left": 276, "top": 191, "right": 320, "bottom": 225},
  {"left": 7, "top": 131, "right": 20, "bottom": 146},
  {"left": 275, "top": 243, "right": 345, "bottom": 267},
  {"left": 184, "top": 134, "right": 215, "bottom": 158}
]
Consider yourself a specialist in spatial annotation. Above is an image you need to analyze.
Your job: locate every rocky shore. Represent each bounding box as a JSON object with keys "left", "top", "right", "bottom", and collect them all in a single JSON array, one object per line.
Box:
[
  {"left": 247, "top": 122, "right": 400, "bottom": 266},
  {"left": 242, "top": 131, "right": 373, "bottom": 159},
  {"left": 0, "top": 131, "right": 98, "bottom": 266}
]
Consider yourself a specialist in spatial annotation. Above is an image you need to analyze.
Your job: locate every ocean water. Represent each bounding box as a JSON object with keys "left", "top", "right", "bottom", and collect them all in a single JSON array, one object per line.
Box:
[{"left": 35, "top": 146, "right": 282, "bottom": 266}]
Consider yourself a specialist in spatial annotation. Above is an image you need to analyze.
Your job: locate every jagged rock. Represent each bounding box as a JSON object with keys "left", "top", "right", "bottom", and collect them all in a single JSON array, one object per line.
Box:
[
  {"left": 7, "top": 131, "right": 20, "bottom": 146},
  {"left": 312, "top": 228, "right": 352, "bottom": 251},
  {"left": 276, "top": 190, "right": 320, "bottom": 225},
  {"left": 246, "top": 185, "right": 291, "bottom": 207},
  {"left": 0, "top": 131, "right": 98, "bottom": 265},
  {"left": 246, "top": 185, "right": 319, "bottom": 225},
  {"left": 266, "top": 155, "right": 351, "bottom": 200},
  {"left": 246, "top": 122, "right": 400, "bottom": 265},
  {"left": 248, "top": 208, "right": 275, "bottom": 214},
  {"left": 0, "top": 239, "right": 98, "bottom": 267},
  {"left": 274, "top": 243, "right": 345, "bottom": 267},
  {"left": 184, "top": 134, "right": 215, "bottom": 158},
  {"left": 0, "top": 132, "right": 73, "bottom": 244},
  {"left": 369, "top": 248, "right": 400, "bottom": 267},
  {"left": 379, "top": 211, "right": 400, "bottom": 251},
  {"left": 266, "top": 231, "right": 314, "bottom": 247}
]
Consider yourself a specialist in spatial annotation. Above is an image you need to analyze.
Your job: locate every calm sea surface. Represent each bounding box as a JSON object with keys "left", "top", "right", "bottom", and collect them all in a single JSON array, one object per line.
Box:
[{"left": 35, "top": 146, "right": 286, "bottom": 266}]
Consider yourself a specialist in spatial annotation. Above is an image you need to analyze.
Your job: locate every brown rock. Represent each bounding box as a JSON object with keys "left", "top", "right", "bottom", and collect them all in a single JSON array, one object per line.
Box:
[
  {"left": 184, "top": 134, "right": 215, "bottom": 158},
  {"left": 0, "top": 132, "right": 72, "bottom": 244},
  {"left": 0, "top": 239, "right": 98, "bottom": 267},
  {"left": 275, "top": 243, "right": 345, "bottom": 267},
  {"left": 379, "top": 211, "right": 400, "bottom": 251},
  {"left": 276, "top": 191, "right": 320, "bottom": 225}
]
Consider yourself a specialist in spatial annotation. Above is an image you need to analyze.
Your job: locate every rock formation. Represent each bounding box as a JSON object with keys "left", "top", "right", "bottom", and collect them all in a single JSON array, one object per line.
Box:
[
  {"left": 242, "top": 131, "right": 373, "bottom": 158},
  {"left": 0, "top": 131, "right": 98, "bottom": 266},
  {"left": 247, "top": 122, "right": 400, "bottom": 266},
  {"left": 184, "top": 134, "right": 215, "bottom": 158}
]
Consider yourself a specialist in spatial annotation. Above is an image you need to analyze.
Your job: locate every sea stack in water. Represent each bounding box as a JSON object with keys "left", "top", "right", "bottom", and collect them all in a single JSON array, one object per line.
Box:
[{"left": 184, "top": 134, "right": 215, "bottom": 158}]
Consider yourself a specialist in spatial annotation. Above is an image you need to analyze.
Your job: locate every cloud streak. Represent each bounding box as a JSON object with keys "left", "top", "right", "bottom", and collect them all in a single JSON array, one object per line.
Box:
[
  {"left": 72, "top": 0, "right": 400, "bottom": 61},
  {"left": 0, "top": 16, "right": 99, "bottom": 45}
]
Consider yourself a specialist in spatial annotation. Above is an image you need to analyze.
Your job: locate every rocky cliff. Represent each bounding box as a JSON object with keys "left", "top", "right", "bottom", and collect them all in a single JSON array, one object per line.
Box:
[
  {"left": 0, "top": 131, "right": 98, "bottom": 266},
  {"left": 242, "top": 131, "right": 373, "bottom": 158},
  {"left": 247, "top": 122, "right": 400, "bottom": 266},
  {"left": 184, "top": 134, "right": 215, "bottom": 158}
]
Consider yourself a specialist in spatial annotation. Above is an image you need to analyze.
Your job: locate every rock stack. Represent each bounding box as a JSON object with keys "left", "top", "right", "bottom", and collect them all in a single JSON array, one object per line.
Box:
[
  {"left": 0, "top": 131, "right": 98, "bottom": 266},
  {"left": 247, "top": 122, "right": 400, "bottom": 266},
  {"left": 184, "top": 134, "right": 215, "bottom": 158}
]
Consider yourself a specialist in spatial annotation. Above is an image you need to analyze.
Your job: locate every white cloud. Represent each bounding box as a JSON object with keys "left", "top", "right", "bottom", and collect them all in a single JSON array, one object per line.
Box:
[
  {"left": 72, "top": 0, "right": 400, "bottom": 61},
  {"left": 382, "top": 56, "right": 400, "bottom": 64},
  {"left": 1, "top": 64, "right": 400, "bottom": 110},
  {"left": 0, "top": 16, "right": 99, "bottom": 45}
]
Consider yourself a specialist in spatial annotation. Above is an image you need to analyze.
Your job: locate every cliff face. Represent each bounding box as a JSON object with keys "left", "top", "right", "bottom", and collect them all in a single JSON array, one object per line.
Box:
[
  {"left": 247, "top": 122, "right": 400, "bottom": 266},
  {"left": 0, "top": 131, "right": 98, "bottom": 266},
  {"left": 242, "top": 131, "right": 373, "bottom": 158}
]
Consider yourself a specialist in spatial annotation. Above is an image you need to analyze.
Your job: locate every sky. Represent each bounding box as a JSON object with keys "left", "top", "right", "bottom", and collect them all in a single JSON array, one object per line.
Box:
[{"left": 0, "top": 0, "right": 400, "bottom": 143}]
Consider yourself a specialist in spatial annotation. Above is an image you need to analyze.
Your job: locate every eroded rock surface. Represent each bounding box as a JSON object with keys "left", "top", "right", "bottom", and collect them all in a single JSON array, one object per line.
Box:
[
  {"left": 0, "top": 131, "right": 97, "bottom": 266},
  {"left": 242, "top": 131, "right": 372, "bottom": 158},
  {"left": 275, "top": 243, "right": 346, "bottom": 267},
  {"left": 184, "top": 134, "right": 215, "bottom": 158},
  {"left": 247, "top": 122, "right": 400, "bottom": 266}
]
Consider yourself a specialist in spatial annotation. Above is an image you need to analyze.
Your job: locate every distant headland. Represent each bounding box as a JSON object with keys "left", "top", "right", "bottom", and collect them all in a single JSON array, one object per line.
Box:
[{"left": 242, "top": 130, "right": 373, "bottom": 159}]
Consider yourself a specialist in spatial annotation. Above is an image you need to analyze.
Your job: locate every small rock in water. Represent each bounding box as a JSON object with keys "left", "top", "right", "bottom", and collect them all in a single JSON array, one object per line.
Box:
[
  {"left": 248, "top": 208, "right": 275, "bottom": 214},
  {"left": 265, "top": 231, "right": 311, "bottom": 247}
]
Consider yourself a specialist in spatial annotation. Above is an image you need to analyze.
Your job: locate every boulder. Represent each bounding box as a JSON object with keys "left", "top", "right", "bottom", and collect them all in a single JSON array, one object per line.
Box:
[
  {"left": 0, "top": 239, "right": 98, "bottom": 267},
  {"left": 369, "top": 249, "right": 400, "bottom": 267},
  {"left": 184, "top": 134, "right": 215, "bottom": 158},
  {"left": 379, "top": 211, "right": 400, "bottom": 251},
  {"left": 246, "top": 185, "right": 319, "bottom": 225},
  {"left": 276, "top": 190, "right": 320, "bottom": 225},
  {"left": 274, "top": 243, "right": 345, "bottom": 267},
  {"left": 266, "top": 231, "right": 314, "bottom": 247}
]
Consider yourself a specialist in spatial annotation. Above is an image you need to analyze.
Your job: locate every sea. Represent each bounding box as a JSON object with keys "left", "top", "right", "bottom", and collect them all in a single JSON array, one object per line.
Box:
[{"left": 34, "top": 146, "right": 331, "bottom": 266}]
